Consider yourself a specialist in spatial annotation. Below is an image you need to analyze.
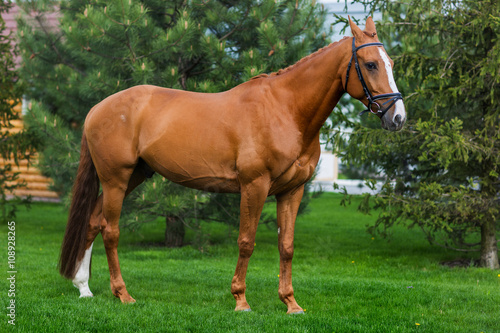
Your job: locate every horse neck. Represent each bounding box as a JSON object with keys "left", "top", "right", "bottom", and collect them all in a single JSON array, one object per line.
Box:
[{"left": 272, "top": 38, "right": 350, "bottom": 143}]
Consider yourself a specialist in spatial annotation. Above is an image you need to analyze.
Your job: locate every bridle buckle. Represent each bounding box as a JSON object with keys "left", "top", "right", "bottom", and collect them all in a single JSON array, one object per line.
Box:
[{"left": 370, "top": 101, "right": 381, "bottom": 115}]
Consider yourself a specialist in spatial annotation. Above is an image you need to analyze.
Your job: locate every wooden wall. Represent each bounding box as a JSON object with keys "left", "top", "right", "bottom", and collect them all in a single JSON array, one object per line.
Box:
[{"left": 2, "top": 104, "right": 59, "bottom": 201}]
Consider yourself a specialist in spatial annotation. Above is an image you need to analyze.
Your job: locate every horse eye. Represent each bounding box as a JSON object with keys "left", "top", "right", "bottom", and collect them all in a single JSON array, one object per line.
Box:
[{"left": 365, "top": 62, "right": 377, "bottom": 71}]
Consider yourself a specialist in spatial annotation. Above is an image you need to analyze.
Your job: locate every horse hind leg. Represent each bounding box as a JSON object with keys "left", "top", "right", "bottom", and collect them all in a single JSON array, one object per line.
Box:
[
  {"left": 99, "top": 182, "right": 132, "bottom": 303},
  {"left": 72, "top": 243, "right": 94, "bottom": 297},
  {"left": 102, "top": 165, "right": 148, "bottom": 303},
  {"left": 73, "top": 166, "right": 147, "bottom": 300},
  {"left": 72, "top": 195, "right": 103, "bottom": 297}
]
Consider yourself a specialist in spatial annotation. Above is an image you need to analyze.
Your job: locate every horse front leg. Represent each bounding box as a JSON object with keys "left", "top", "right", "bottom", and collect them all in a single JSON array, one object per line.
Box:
[
  {"left": 231, "top": 176, "right": 270, "bottom": 312},
  {"left": 276, "top": 185, "right": 305, "bottom": 314}
]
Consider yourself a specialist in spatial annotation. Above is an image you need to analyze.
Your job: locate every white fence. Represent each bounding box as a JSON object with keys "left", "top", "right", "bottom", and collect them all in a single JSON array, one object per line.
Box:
[{"left": 311, "top": 179, "right": 383, "bottom": 195}]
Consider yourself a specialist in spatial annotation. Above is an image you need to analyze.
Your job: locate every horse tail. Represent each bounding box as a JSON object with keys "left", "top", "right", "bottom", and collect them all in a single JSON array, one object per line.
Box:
[{"left": 59, "top": 132, "right": 100, "bottom": 279}]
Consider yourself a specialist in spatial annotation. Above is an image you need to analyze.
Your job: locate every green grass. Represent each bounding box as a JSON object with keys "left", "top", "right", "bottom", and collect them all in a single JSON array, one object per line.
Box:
[{"left": 1, "top": 193, "right": 499, "bottom": 332}]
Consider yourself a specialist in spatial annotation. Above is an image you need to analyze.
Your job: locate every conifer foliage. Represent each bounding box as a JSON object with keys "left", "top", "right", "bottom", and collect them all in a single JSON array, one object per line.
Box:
[
  {"left": 0, "top": 1, "right": 33, "bottom": 222},
  {"left": 329, "top": 0, "right": 500, "bottom": 268},
  {"left": 17, "top": 0, "right": 329, "bottom": 245}
]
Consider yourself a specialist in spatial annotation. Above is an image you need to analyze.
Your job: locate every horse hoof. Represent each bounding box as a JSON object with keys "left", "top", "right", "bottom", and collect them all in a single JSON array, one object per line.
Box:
[
  {"left": 120, "top": 296, "right": 136, "bottom": 304},
  {"left": 289, "top": 310, "right": 304, "bottom": 315},
  {"left": 235, "top": 307, "right": 251, "bottom": 312},
  {"left": 73, "top": 283, "right": 94, "bottom": 298},
  {"left": 122, "top": 298, "right": 136, "bottom": 304}
]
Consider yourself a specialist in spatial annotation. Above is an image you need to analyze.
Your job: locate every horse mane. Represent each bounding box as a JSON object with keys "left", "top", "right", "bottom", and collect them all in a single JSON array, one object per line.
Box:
[{"left": 251, "top": 36, "right": 350, "bottom": 81}]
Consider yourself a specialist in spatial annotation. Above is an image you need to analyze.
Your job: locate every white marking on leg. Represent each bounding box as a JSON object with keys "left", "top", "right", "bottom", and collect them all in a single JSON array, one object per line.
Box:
[
  {"left": 378, "top": 49, "right": 406, "bottom": 122},
  {"left": 278, "top": 227, "right": 280, "bottom": 235},
  {"left": 72, "top": 242, "right": 94, "bottom": 298}
]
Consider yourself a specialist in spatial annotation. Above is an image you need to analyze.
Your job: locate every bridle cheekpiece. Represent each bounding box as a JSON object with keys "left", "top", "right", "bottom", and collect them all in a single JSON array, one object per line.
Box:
[{"left": 345, "top": 37, "right": 403, "bottom": 117}]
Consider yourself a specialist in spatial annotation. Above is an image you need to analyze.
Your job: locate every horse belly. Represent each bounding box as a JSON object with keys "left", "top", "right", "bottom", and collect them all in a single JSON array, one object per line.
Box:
[
  {"left": 157, "top": 163, "right": 240, "bottom": 193},
  {"left": 140, "top": 139, "right": 240, "bottom": 194}
]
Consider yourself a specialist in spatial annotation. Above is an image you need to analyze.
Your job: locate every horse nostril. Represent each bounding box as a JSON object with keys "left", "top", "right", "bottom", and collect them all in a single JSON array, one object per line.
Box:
[{"left": 394, "top": 114, "right": 402, "bottom": 125}]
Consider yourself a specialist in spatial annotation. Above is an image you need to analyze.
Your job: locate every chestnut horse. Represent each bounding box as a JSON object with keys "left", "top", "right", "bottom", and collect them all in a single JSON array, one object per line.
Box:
[{"left": 59, "top": 17, "right": 405, "bottom": 314}]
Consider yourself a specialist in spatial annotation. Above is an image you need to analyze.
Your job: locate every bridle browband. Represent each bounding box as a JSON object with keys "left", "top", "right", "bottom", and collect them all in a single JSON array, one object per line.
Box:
[{"left": 345, "top": 37, "right": 403, "bottom": 118}]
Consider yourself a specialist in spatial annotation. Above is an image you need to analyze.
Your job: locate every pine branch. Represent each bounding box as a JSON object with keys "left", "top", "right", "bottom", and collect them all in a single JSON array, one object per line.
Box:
[
  {"left": 135, "top": 28, "right": 189, "bottom": 60},
  {"left": 33, "top": 14, "right": 87, "bottom": 78}
]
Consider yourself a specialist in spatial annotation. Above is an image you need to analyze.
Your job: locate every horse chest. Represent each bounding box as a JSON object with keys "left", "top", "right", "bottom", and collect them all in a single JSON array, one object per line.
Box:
[{"left": 269, "top": 149, "right": 319, "bottom": 195}]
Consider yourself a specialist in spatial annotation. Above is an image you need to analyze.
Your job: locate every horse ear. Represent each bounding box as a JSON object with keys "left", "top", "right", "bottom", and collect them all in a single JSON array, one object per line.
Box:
[
  {"left": 364, "top": 16, "right": 377, "bottom": 38},
  {"left": 349, "top": 16, "right": 364, "bottom": 41}
]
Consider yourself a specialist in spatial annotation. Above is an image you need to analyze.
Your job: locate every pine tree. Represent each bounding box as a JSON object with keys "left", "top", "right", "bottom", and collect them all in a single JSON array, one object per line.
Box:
[
  {"left": 329, "top": 0, "right": 500, "bottom": 268},
  {"left": 0, "top": 0, "right": 33, "bottom": 223},
  {"left": 17, "top": 0, "right": 329, "bottom": 244}
]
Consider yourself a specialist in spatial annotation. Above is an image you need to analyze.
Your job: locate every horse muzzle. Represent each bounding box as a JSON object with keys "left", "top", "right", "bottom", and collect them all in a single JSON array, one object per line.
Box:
[{"left": 381, "top": 101, "right": 406, "bottom": 131}]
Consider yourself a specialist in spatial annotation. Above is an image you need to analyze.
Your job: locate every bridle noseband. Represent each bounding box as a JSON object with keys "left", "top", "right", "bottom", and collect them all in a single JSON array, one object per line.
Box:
[{"left": 345, "top": 37, "right": 403, "bottom": 118}]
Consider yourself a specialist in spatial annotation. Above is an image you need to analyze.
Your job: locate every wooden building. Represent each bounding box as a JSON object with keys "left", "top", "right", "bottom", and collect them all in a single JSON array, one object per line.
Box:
[{"left": 2, "top": 4, "right": 59, "bottom": 201}]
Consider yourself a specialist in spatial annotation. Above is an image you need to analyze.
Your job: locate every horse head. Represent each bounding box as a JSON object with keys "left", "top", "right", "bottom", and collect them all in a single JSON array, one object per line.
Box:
[{"left": 344, "top": 16, "right": 406, "bottom": 131}]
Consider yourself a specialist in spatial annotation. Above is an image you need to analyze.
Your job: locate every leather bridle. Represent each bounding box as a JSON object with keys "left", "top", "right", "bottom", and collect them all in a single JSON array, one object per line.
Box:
[{"left": 345, "top": 37, "right": 403, "bottom": 118}]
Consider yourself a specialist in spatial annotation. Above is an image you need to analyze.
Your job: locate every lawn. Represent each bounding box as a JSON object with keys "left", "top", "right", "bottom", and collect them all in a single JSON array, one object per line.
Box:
[{"left": 1, "top": 193, "right": 499, "bottom": 332}]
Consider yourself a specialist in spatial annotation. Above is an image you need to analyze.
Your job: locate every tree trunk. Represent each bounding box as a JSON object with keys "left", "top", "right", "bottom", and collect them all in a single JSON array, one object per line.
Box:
[
  {"left": 479, "top": 218, "right": 499, "bottom": 269},
  {"left": 165, "top": 216, "right": 185, "bottom": 248}
]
